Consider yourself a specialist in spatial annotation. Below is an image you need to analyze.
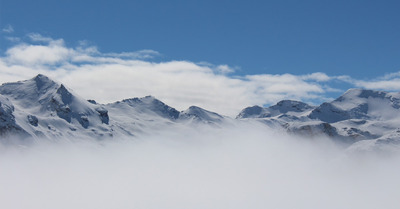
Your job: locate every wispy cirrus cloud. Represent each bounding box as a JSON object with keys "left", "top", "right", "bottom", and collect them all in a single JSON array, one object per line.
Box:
[
  {"left": 104, "top": 49, "right": 161, "bottom": 59},
  {"left": 1, "top": 33, "right": 397, "bottom": 116},
  {"left": 27, "top": 33, "right": 55, "bottom": 43},
  {"left": 2, "top": 25, "right": 14, "bottom": 33}
]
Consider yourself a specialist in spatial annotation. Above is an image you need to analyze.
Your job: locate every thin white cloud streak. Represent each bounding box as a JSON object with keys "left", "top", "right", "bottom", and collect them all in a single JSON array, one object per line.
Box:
[
  {"left": 5, "top": 37, "right": 21, "bottom": 42},
  {"left": 1, "top": 125, "right": 400, "bottom": 209},
  {"left": 2, "top": 25, "right": 14, "bottom": 33},
  {"left": 105, "top": 49, "right": 161, "bottom": 59},
  {"left": 27, "top": 33, "right": 55, "bottom": 43}
]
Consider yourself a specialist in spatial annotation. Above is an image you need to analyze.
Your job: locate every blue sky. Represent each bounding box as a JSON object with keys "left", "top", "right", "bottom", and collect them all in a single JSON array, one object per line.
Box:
[
  {"left": 1, "top": 0, "right": 400, "bottom": 115},
  {"left": 2, "top": 0, "right": 400, "bottom": 78}
]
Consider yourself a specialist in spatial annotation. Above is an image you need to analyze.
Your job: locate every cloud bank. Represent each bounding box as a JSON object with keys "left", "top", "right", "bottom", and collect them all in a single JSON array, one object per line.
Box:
[
  {"left": 1, "top": 124, "right": 400, "bottom": 209},
  {"left": 0, "top": 33, "right": 399, "bottom": 116}
]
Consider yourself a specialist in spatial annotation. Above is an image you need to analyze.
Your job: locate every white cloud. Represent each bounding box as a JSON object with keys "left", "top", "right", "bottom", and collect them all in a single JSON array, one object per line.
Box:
[
  {"left": 2, "top": 25, "right": 14, "bottom": 33},
  {"left": 380, "top": 71, "right": 400, "bottom": 80},
  {"left": 196, "top": 62, "right": 237, "bottom": 74},
  {"left": 1, "top": 125, "right": 400, "bottom": 209},
  {"left": 302, "top": 72, "right": 331, "bottom": 82},
  {"left": 215, "top": 64, "right": 235, "bottom": 74},
  {"left": 4, "top": 33, "right": 389, "bottom": 116},
  {"left": 5, "top": 44, "right": 68, "bottom": 66},
  {"left": 5, "top": 37, "right": 21, "bottom": 42},
  {"left": 243, "top": 74, "right": 325, "bottom": 105},
  {"left": 105, "top": 49, "right": 161, "bottom": 59},
  {"left": 336, "top": 73, "right": 400, "bottom": 92},
  {"left": 5, "top": 37, "right": 71, "bottom": 66},
  {"left": 354, "top": 79, "right": 400, "bottom": 91},
  {"left": 27, "top": 33, "right": 56, "bottom": 43}
]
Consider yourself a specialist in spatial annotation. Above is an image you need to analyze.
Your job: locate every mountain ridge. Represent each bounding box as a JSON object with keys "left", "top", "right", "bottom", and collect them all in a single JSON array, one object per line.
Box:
[{"left": 1, "top": 74, "right": 400, "bottom": 151}]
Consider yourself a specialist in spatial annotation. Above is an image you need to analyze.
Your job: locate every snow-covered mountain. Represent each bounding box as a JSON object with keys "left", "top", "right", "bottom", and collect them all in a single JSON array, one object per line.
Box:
[
  {"left": 309, "top": 89, "right": 400, "bottom": 123},
  {"left": 0, "top": 75, "right": 227, "bottom": 141},
  {"left": 0, "top": 74, "right": 114, "bottom": 140},
  {"left": 1, "top": 74, "right": 400, "bottom": 151},
  {"left": 237, "top": 88, "right": 400, "bottom": 149}
]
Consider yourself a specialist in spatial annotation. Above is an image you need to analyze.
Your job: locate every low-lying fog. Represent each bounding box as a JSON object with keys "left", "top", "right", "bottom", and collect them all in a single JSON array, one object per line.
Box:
[{"left": 1, "top": 124, "right": 400, "bottom": 209}]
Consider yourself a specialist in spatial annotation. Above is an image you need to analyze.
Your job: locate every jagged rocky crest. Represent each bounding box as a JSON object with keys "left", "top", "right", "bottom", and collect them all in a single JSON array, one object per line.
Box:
[{"left": 1, "top": 75, "right": 400, "bottom": 151}]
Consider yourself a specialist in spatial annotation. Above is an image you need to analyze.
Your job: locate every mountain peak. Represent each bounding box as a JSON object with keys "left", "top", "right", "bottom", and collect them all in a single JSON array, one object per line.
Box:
[
  {"left": 143, "top": 95, "right": 156, "bottom": 99},
  {"left": 117, "top": 96, "right": 180, "bottom": 120},
  {"left": 271, "top": 100, "right": 314, "bottom": 113},
  {"left": 32, "top": 74, "right": 58, "bottom": 90},
  {"left": 236, "top": 105, "right": 264, "bottom": 119},
  {"left": 33, "top": 74, "right": 50, "bottom": 81},
  {"left": 180, "top": 106, "right": 224, "bottom": 122},
  {"left": 121, "top": 95, "right": 157, "bottom": 104},
  {"left": 187, "top": 105, "right": 203, "bottom": 111},
  {"left": 0, "top": 74, "right": 59, "bottom": 103},
  {"left": 184, "top": 106, "right": 217, "bottom": 116}
]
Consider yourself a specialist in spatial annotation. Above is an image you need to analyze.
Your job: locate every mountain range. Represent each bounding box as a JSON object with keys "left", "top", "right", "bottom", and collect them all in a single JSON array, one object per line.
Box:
[{"left": 1, "top": 74, "right": 399, "bottom": 151}]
